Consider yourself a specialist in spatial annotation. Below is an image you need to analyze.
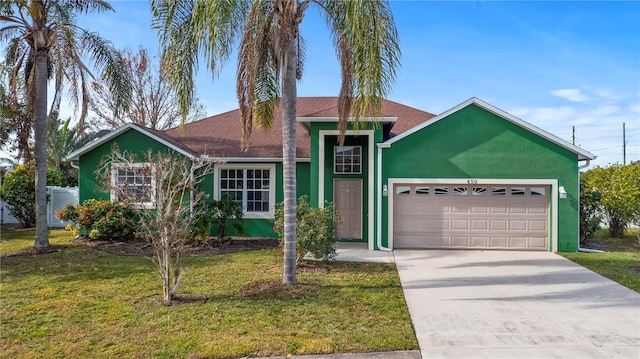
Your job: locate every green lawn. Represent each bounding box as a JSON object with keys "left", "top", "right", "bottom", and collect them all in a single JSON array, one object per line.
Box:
[
  {"left": 560, "top": 228, "right": 640, "bottom": 293},
  {"left": 0, "top": 228, "right": 417, "bottom": 358}
]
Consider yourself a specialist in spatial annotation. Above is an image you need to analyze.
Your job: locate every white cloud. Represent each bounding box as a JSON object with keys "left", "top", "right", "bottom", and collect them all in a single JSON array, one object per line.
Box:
[
  {"left": 550, "top": 88, "right": 589, "bottom": 102},
  {"left": 508, "top": 90, "right": 639, "bottom": 169}
]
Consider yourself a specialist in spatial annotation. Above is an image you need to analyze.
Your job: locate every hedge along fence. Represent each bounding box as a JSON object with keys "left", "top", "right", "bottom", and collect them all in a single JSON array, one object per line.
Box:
[{"left": 0, "top": 186, "right": 78, "bottom": 228}]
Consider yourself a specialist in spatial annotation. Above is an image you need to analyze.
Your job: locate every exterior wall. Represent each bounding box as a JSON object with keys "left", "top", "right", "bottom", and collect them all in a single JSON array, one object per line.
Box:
[
  {"left": 380, "top": 104, "right": 580, "bottom": 252},
  {"left": 210, "top": 162, "right": 311, "bottom": 238},
  {"left": 309, "top": 122, "right": 383, "bottom": 245},
  {"left": 78, "top": 129, "right": 178, "bottom": 203},
  {"left": 78, "top": 128, "right": 312, "bottom": 239}
]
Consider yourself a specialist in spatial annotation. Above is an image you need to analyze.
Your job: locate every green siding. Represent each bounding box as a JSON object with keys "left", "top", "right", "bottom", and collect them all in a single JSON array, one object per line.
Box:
[
  {"left": 381, "top": 104, "right": 580, "bottom": 252},
  {"left": 78, "top": 129, "right": 179, "bottom": 203},
  {"left": 78, "top": 127, "right": 312, "bottom": 239},
  {"left": 323, "top": 135, "right": 368, "bottom": 242},
  {"left": 308, "top": 122, "right": 383, "bottom": 244}
]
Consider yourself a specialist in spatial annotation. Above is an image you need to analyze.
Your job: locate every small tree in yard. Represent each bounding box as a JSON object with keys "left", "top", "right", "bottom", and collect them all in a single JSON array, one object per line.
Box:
[
  {"left": 582, "top": 163, "right": 640, "bottom": 238},
  {"left": 97, "top": 146, "right": 211, "bottom": 304}
]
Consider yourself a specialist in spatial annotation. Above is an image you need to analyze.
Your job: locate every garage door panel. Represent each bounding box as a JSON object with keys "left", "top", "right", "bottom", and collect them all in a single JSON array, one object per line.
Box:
[
  {"left": 530, "top": 204, "right": 547, "bottom": 214},
  {"left": 452, "top": 204, "right": 470, "bottom": 213},
  {"left": 452, "top": 220, "right": 469, "bottom": 230},
  {"left": 509, "top": 220, "right": 527, "bottom": 231},
  {"left": 394, "top": 184, "right": 549, "bottom": 250},
  {"left": 491, "top": 204, "right": 508, "bottom": 214},
  {"left": 510, "top": 205, "right": 527, "bottom": 214},
  {"left": 491, "top": 220, "right": 507, "bottom": 230},
  {"left": 490, "top": 237, "right": 508, "bottom": 247},
  {"left": 452, "top": 236, "right": 470, "bottom": 247},
  {"left": 471, "top": 236, "right": 488, "bottom": 247},
  {"left": 471, "top": 205, "right": 489, "bottom": 214},
  {"left": 529, "top": 237, "right": 547, "bottom": 248},
  {"left": 509, "top": 237, "right": 527, "bottom": 248},
  {"left": 471, "top": 220, "right": 488, "bottom": 230},
  {"left": 530, "top": 220, "right": 546, "bottom": 231}
]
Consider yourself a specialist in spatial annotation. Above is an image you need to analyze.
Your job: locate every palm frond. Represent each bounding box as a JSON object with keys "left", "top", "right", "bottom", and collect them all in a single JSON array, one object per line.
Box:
[
  {"left": 318, "top": 0, "right": 400, "bottom": 143},
  {"left": 79, "top": 29, "right": 133, "bottom": 122}
]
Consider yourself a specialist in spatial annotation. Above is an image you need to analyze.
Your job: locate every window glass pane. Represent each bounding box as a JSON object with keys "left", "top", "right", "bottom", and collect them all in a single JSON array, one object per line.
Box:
[
  {"left": 434, "top": 187, "right": 449, "bottom": 195},
  {"left": 530, "top": 187, "right": 546, "bottom": 196},
  {"left": 396, "top": 186, "right": 410, "bottom": 195},
  {"left": 416, "top": 187, "right": 429, "bottom": 195},
  {"left": 472, "top": 187, "right": 487, "bottom": 196},
  {"left": 334, "top": 146, "right": 362, "bottom": 174},
  {"left": 453, "top": 187, "right": 468, "bottom": 195},
  {"left": 511, "top": 187, "right": 526, "bottom": 196},
  {"left": 492, "top": 187, "right": 506, "bottom": 196},
  {"left": 220, "top": 168, "right": 271, "bottom": 213},
  {"left": 114, "top": 165, "right": 154, "bottom": 206}
]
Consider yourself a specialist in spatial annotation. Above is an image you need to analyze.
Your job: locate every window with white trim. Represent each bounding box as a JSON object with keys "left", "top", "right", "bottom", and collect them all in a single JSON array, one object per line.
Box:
[
  {"left": 111, "top": 163, "right": 155, "bottom": 209},
  {"left": 217, "top": 165, "right": 275, "bottom": 217},
  {"left": 334, "top": 146, "right": 362, "bottom": 174}
]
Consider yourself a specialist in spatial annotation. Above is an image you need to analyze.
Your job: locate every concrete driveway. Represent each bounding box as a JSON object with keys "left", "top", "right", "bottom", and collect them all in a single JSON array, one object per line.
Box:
[{"left": 394, "top": 250, "right": 640, "bottom": 359}]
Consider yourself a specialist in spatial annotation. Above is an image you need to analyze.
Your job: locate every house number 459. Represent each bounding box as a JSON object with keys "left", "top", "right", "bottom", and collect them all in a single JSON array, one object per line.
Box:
[{"left": 467, "top": 179, "right": 478, "bottom": 184}]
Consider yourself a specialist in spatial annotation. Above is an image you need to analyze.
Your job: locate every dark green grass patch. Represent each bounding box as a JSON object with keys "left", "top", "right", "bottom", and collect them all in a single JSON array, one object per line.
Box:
[
  {"left": 0, "top": 229, "right": 417, "bottom": 358},
  {"left": 561, "top": 228, "right": 640, "bottom": 293}
]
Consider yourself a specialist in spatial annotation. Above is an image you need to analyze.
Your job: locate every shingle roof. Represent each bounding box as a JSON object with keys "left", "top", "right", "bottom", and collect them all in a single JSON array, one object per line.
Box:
[{"left": 162, "top": 97, "right": 435, "bottom": 158}]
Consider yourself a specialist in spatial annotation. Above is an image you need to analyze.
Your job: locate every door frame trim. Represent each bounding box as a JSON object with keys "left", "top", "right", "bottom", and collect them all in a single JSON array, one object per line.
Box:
[
  {"left": 319, "top": 130, "right": 375, "bottom": 249},
  {"left": 387, "top": 178, "right": 558, "bottom": 252},
  {"left": 333, "top": 178, "right": 363, "bottom": 239}
]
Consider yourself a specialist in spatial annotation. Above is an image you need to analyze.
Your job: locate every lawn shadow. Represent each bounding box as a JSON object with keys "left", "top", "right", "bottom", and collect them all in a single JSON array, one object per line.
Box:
[{"left": 133, "top": 292, "right": 210, "bottom": 312}]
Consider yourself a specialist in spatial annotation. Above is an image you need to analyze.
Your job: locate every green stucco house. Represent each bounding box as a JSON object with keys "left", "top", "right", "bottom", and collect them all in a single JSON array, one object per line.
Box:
[{"left": 65, "top": 97, "right": 594, "bottom": 252}]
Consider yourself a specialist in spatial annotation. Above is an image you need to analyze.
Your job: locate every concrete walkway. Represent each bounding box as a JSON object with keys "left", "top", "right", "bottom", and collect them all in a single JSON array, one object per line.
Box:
[{"left": 394, "top": 249, "right": 640, "bottom": 359}]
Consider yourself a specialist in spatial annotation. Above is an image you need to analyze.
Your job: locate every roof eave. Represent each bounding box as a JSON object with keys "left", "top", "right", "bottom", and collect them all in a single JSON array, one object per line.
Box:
[
  {"left": 63, "top": 123, "right": 196, "bottom": 162},
  {"left": 383, "top": 97, "right": 596, "bottom": 161}
]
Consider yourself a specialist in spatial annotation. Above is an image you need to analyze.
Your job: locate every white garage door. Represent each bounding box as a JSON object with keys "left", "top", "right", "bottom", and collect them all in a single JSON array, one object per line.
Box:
[{"left": 393, "top": 184, "right": 549, "bottom": 250}]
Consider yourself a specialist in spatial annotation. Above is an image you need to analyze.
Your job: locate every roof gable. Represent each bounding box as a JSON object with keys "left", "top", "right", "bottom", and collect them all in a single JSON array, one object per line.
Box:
[
  {"left": 384, "top": 97, "right": 595, "bottom": 161},
  {"left": 64, "top": 123, "right": 195, "bottom": 162}
]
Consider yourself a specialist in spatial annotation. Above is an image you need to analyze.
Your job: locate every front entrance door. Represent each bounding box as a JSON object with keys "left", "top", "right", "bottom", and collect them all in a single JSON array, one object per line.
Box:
[{"left": 334, "top": 179, "right": 362, "bottom": 239}]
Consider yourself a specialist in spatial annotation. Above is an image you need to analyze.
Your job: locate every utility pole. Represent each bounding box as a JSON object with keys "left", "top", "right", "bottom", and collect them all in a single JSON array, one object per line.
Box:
[
  {"left": 623, "top": 122, "right": 626, "bottom": 165},
  {"left": 572, "top": 126, "right": 576, "bottom": 145}
]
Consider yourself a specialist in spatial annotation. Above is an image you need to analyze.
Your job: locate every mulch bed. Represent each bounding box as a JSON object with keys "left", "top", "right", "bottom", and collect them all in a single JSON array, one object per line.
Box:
[{"left": 80, "top": 237, "right": 280, "bottom": 257}]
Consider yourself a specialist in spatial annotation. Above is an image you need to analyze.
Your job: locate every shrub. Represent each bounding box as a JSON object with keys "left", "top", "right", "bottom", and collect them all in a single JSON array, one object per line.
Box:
[
  {"left": 273, "top": 195, "right": 338, "bottom": 264},
  {"left": 579, "top": 178, "right": 601, "bottom": 244},
  {"left": 190, "top": 194, "right": 245, "bottom": 244},
  {"left": 58, "top": 199, "right": 138, "bottom": 240},
  {"left": 582, "top": 163, "right": 640, "bottom": 238},
  {"left": 0, "top": 165, "right": 36, "bottom": 227}
]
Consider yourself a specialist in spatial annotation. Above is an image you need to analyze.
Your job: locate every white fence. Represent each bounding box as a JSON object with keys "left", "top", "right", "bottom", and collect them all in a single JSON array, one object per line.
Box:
[{"left": 0, "top": 186, "right": 79, "bottom": 228}]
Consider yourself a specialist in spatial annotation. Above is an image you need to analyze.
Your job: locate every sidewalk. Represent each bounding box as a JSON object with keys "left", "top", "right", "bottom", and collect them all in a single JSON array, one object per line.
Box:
[{"left": 254, "top": 350, "right": 420, "bottom": 359}]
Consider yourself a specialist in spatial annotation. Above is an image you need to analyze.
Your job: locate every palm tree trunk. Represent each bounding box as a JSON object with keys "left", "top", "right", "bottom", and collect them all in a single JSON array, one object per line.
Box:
[
  {"left": 282, "top": 36, "right": 298, "bottom": 285},
  {"left": 34, "top": 51, "right": 49, "bottom": 249}
]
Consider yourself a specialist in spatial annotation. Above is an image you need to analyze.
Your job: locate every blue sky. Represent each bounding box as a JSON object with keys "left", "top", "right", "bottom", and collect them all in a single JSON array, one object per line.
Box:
[{"left": 64, "top": 1, "right": 640, "bottom": 168}]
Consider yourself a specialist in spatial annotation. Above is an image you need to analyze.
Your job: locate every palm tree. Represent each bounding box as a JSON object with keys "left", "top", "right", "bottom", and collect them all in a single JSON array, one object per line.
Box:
[
  {"left": 152, "top": 0, "right": 400, "bottom": 284},
  {"left": 0, "top": 1, "right": 132, "bottom": 249}
]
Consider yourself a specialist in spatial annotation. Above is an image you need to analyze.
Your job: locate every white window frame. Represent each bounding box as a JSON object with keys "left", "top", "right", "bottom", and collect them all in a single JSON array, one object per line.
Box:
[
  {"left": 110, "top": 163, "right": 156, "bottom": 209},
  {"left": 334, "top": 146, "right": 363, "bottom": 174},
  {"left": 214, "top": 164, "right": 276, "bottom": 219}
]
